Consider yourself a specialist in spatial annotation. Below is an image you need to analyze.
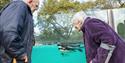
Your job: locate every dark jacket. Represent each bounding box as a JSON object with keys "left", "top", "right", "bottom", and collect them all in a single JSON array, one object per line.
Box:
[
  {"left": 0, "top": 1, "right": 34, "bottom": 63},
  {"left": 82, "top": 17, "right": 125, "bottom": 63}
]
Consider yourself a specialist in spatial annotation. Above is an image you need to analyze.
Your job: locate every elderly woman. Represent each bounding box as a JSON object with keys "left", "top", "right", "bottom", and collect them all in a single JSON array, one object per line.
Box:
[{"left": 72, "top": 11, "right": 125, "bottom": 63}]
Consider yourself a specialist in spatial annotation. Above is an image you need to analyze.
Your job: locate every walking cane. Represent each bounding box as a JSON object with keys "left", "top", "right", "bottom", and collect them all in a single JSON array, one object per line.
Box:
[{"left": 13, "top": 58, "right": 16, "bottom": 63}]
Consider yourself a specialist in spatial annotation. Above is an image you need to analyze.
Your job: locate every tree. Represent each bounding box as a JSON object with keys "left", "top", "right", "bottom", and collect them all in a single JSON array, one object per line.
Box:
[
  {"left": 40, "top": 0, "right": 96, "bottom": 16},
  {"left": 37, "top": 0, "right": 100, "bottom": 43},
  {"left": 37, "top": 0, "right": 125, "bottom": 43},
  {"left": 0, "top": 0, "right": 10, "bottom": 10},
  {"left": 40, "top": 0, "right": 125, "bottom": 16},
  {"left": 37, "top": 13, "right": 74, "bottom": 43}
]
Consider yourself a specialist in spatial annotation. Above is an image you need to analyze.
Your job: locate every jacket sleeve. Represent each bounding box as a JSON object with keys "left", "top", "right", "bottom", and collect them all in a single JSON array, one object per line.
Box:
[
  {"left": 86, "top": 19, "right": 116, "bottom": 63},
  {"left": 1, "top": 3, "right": 27, "bottom": 58}
]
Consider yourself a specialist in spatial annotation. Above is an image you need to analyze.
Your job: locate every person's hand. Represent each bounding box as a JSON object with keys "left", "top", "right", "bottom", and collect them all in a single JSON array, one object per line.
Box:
[
  {"left": 13, "top": 55, "right": 28, "bottom": 63},
  {"left": 90, "top": 60, "right": 92, "bottom": 63},
  {"left": 22, "top": 55, "right": 28, "bottom": 63}
]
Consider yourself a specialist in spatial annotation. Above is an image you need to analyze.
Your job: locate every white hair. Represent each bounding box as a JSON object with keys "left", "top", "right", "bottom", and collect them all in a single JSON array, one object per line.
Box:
[
  {"left": 23, "top": 0, "right": 30, "bottom": 1},
  {"left": 72, "top": 11, "right": 87, "bottom": 22}
]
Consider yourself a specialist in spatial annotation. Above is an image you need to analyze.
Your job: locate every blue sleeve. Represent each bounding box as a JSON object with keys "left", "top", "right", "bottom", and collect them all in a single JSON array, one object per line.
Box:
[{"left": 1, "top": 3, "right": 27, "bottom": 58}]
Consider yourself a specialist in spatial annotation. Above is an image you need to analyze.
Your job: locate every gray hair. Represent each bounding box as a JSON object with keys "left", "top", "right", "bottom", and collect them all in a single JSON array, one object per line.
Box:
[{"left": 72, "top": 11, "right": 87, "bottom": 22}]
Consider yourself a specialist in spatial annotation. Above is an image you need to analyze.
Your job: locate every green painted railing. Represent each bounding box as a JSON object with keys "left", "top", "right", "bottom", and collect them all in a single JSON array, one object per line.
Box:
[{"left": 32, "top": 44, "right": 86, "bottom": 63}]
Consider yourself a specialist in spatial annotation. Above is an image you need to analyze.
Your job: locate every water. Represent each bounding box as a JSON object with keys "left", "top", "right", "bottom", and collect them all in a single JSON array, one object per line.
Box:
[{"left": 32, "top": 44, "right": 86, "bottom": 63}]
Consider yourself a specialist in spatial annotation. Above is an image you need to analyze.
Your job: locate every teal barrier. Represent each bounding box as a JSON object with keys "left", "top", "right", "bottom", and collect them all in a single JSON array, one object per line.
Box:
[{"left": 32, "top": 44, "right": 86, "bottom": 63}]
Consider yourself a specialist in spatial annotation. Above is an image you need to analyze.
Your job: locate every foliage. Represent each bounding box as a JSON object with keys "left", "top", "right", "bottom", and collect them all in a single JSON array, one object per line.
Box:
[
  {"left": 40, "top": 0, "right": 96, "bottom": 16},
  {"left": 36, "top": 13, "right": 76, "bottom": 43},
  {"left": 36, "top": 0, "right": 125, "bottom": 43},
  {"left": 0, "top": 0, "right": 10, "bottom": 10},
  {"left": 117, "top": 22, "right": 125, "bottom": 39}
]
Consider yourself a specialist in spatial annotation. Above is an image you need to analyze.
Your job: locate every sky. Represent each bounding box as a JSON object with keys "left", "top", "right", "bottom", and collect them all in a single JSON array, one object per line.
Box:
[{"left": 33, "top": 0, "right": 44, "bottom": 35}]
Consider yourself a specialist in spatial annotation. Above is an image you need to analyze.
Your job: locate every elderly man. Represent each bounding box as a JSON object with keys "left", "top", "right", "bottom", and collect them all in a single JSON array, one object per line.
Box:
[
  {"left": 0, "top": 0, "right": 39, "bottom": 63},
  {"left": 72, "top": 11, "right": 125, "bottom": 63}
]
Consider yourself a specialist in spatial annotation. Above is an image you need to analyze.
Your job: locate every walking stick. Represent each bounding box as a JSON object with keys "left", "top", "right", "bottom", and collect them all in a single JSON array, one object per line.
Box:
[{"left": 13, "top": 58, "right": 16, "bottom": 63}]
